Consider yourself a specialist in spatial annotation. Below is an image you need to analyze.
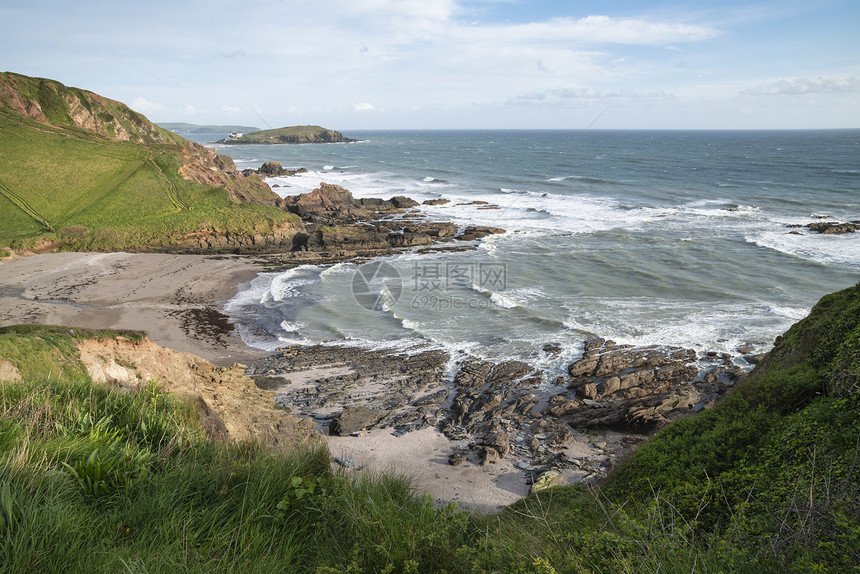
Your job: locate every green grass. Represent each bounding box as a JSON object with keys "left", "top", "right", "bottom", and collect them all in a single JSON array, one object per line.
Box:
[
  {"left": 0, "top": 72, "right": 293, "bottom": 252},
  {"left": 0, "top": 110, "right": 293, "bottom": 250},
  {"left": 0, "top": 283, "right": 858, "bottom": 573},
  {"left": 226, "top": 125, "right": 349, "bottom": 144},
  {"left": 0, "top": 327, "right": 485, "bottom": 573}
]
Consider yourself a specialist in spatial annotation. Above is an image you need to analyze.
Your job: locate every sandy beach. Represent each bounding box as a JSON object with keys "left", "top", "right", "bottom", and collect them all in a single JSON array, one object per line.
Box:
[
  {"left": 1, "top": 251, "right": 605, "bottom": 511},
  {"left": 0, "top": 252, "right": 268, "bottom": 365}
]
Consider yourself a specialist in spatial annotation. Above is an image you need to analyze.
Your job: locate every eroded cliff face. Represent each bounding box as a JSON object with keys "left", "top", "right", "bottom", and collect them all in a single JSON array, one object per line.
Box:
[
  {"left": 177, "top": 144, "right": 282, "bottom": 206},
  {"left": 76, "top": 336, "right": 320, "bottom": 449},
  {"left": 178, "top": 218, "right": 306, "bottom": 251}
]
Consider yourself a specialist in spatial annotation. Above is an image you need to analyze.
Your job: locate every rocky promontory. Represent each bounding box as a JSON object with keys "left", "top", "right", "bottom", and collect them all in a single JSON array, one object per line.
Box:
[
  {"left": 162, "top": 179, "right": 505, "bottom": 258},
  {"left": 218, "top": 125, "right": 358, "bottom": 144}
]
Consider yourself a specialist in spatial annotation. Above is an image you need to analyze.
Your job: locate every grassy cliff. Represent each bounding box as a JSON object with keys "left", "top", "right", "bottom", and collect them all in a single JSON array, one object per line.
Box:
[
  {"left": 497, "top": 282, "right": 860, "bottom": 572},
  {"left": 0, "top": 73, "right": 292, "bottom": 252},
  {"left": 0, "top": 284, "right": 857, "bottom": 572}
]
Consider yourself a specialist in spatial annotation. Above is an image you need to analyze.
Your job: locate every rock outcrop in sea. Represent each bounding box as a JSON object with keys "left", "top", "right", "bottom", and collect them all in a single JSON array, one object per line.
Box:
[{"left": 217, "top": 125, "right": 359, "bottom": 145}]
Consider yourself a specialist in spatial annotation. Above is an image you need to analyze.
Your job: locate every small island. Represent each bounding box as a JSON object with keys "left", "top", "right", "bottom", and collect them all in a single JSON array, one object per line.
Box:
[{"left": 218, "top": 125, "right": 359, "bottom": 144}]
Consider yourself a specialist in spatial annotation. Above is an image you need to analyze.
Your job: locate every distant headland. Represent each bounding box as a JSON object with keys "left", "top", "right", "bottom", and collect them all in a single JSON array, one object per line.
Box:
[
  {"left": 217, "top": 125, "right": 359, "bottom": 144},
  {"left": 158, "top": 122, "right": 261, "bottom": 135}
]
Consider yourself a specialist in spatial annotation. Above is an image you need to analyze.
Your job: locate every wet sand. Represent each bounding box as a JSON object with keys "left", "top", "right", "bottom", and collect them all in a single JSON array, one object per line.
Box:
[{"left": 0, "top": 252, "right": 267, "bottom": 365}]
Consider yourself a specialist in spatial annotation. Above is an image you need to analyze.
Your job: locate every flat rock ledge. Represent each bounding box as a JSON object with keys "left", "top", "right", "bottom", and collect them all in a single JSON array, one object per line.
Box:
[{"left": 248, "top": 336, "right": 749, "bottom": 486}]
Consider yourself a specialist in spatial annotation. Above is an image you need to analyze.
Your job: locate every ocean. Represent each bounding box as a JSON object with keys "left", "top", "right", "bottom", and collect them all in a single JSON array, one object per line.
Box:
[{"left": 203, "top": 130, "right": 859, "bottom": 379}]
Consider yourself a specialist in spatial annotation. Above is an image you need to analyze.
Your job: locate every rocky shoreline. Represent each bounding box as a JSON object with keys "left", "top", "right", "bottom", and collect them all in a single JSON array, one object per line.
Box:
[
  {"left": 224, "top": 163, "right": 762, "bottom": 495},
  {"left": 246, "top": 334, "right": 755, "bottom": 492},
  {"left": 175, "top": 170, "right": 506, "bottom": 261}
]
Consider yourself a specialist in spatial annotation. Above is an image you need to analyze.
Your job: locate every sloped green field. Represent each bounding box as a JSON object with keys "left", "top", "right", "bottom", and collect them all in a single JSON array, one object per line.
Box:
[{"left": 0, "top": 110, "right": 292, "bottom": 250}]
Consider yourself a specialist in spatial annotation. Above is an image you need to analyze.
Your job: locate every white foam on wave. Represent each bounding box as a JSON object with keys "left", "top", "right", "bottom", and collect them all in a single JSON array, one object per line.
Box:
[
  {"left": 265, "top": 163, "right": 789, "bottom": 250},
  {"left": 423, "top": 188, "right": 777, "bottom": 239},
  {"left": 767, "top": 305, "right": 810, "bottom": 320},
  {"left": 319, "top": 261, "right": 353, "bottom": 279},
  {"left": 279, "top": 319, "right": 306, "bottom": 334},
  {"left": 466, "top": 278, "right": 515, "bottom": 309},
  {"left": 267, "top": 265, "right": 324, "bottom": 301},
  {"left": 266, "top": 167, "right": 455, "bottom": 203},
  {"left": 489, "top": 292, "right": 518, "bottom": 309},
  {"left": 224, "top": 272, "right": 278, "bottom": 314},
  {"left": 223, "top": 287, "right": 283, "bottom": 351},
  {"left": 747, "top": 230, "right": 860, "bottom": 268},
  {"left": 469, "top": 279, "right": 545, "bottom": 310},
  {"left": 562, "top": 297, "right": 804, "bottom": 357},
  {"left": 544, "top": 174, "right": 616, "bottom": 185}
]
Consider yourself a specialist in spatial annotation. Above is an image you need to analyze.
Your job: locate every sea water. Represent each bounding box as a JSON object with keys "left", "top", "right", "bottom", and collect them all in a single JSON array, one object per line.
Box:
[{"left": 214, "top": 130, "right": 859, "bottom": 378}]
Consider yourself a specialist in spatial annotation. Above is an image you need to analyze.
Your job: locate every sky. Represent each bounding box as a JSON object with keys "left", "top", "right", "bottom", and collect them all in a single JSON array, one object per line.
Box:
[{"left": 2, "top": 0, "right": 859, "bottom": 130}]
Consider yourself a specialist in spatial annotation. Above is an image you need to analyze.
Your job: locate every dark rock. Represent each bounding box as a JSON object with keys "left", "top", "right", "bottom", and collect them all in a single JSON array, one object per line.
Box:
[
  {"left": 456, "top": 226, "right": 506, "bottom": 241},
  {"left": 487, "top": 361, "right": 533, "bottom": 387},
  {"left": 482, "top": 447, "right": 500, "bottom": 465},
  {"left": 413, "top": 389, "right": 448, "bottom": 406},
  {"left": 423, "top": 198, "right": 451, "bottom": 205},
  {"left": 579, "top": 382, "right": 598, "bottom": 400},
  {"left": 542, "top": 343, "right": 562, "bottom": 356},
  {"left": 241, "top": 162, "right": 307, "bottom": 178},
  {"left": 387, "top": 232, "right": 432, "bottom": 247},
  {"left": 553, "top": 338, "right": 725, "bottom": 433},
  {"left": 329, "top": 406, "right": 389, "bottom": 436},
  {"left": 390, "top": 196, "right": 419, "bottom": 208},
  {"left": 283, "top": 183, "right": 365, "bottom": 223},
  {"left": 484, "top": 431, "right": 511, "bottom": 458},
  {"left": 545, "top": 396, "right": 581, "bottom": 417},
  {"left": 806, "top": 221, "right": 858, "bottom": 235},
  {"left": 454, "top": 361, "right": 494, "bottom": 389}
]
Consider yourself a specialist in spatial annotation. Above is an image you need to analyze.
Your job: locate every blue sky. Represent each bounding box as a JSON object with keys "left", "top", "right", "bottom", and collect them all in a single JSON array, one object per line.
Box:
[{"left": 2, "top": 0, "right": 858, "bottom": 129}]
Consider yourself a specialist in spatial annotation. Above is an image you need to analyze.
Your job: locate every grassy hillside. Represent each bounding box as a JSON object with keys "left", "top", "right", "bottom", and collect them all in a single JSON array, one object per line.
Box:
[
  {"left": 496, "top": 282, "right": 860, "bottom": 572},
  {"left": 0, "top": 326, "right": 482, "bottom": 573},
  {"left": 0, "top": 73, "right": 291, "bottom": 252},
  {"left": 0, "top": 283, "right": 857, "bottom": 573},
  {"left": 221, "top": 125, "right": 356, "bottom": 144}
]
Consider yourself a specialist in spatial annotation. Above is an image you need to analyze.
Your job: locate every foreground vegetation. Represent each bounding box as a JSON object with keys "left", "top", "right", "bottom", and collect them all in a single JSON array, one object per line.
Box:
[
  {"left": 0, "top": 283, "right": 857, "bottom": 573},
  {"left": 0, "top": 73, "right": 291, "bottom": 252}
]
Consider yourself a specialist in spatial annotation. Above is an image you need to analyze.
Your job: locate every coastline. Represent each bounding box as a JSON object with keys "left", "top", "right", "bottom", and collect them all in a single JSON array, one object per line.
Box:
[
  {"left": 0, "top": 249, "right": 744, "bottom": 512},
  {"left": 0, "top": 251, "right": 561, "bottom": 510},
  {"left": 0, "top": 252, "right": 267, "bottom": 366}
]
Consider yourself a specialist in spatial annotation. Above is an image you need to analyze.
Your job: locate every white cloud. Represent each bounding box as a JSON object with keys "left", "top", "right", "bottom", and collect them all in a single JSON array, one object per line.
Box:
[
  {"left": 342, "top": 0, "right": 456, "bottom": 22},
  {"left": 509, "top": 86, "right": 672, "bottom": 106},
  {"left": 12, "top": 0, "right": 856, "bottom": 128},
  {"left": 742, "top": 75, "right": 860, "bottom": 96},
  {"left": 130, "top": 97, "right": 165, "bottom": 114},
  {"left": 472, "top": 15, "right": 719, "bottom": 46}
]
